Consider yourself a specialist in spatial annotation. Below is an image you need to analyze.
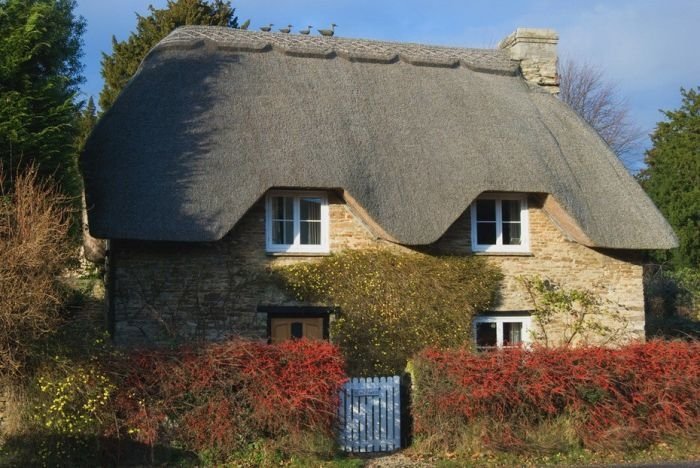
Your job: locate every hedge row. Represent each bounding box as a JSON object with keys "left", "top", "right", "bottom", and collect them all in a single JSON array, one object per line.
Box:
[
  {"left": 108, "top": 339, "right": 347, "bottom": 460},
  {"left": 412, "top": 341, "right": 700, "bottom": 451}
]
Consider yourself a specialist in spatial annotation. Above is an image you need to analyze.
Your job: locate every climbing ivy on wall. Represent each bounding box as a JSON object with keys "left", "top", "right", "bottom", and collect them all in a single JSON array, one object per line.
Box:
[{"left": 275, "top": 249, "right": 502, "bottom": 376}]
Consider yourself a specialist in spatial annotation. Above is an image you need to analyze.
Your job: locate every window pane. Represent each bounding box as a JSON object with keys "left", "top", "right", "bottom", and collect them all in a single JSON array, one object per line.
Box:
[
  {"left": 476, "top": 322, "right": 497, "bottom": 348},
  {"left": 272, "top": 220, "right": 283, "bottom": 244},
  {"left": 503, "top": 222, "right": 521, "bottom": 245},
  {"left": 502, "top": 200, "right": 521, "bottom": 222},
  {"left": 503, "top": 322, "right": 523, "bottom": 346},
  {"left": 272, "top": 220, "right": 294, "bottom": 244},
  {"left": 476, "top": 199, "right": 496, "bottom": 221},
  {"left": 300, "top": 198, "right": 321, "bottom": 221},
  {"left": 300, "top": 221, "right": 321, "bottom": 245},
  {"left": 272, "top": 196, "right": 293, "bottom": 220},
  {"left": 291, "top": 322, "right": 303, "bottom": 339},
  {"left": 476, "top": 222, "right": 497, "bottom": 245},
  {"left": 272, "top": 197, "right": 283, "bottom": 219},
  {"left": 285, "top": 197, "right": 294, "bottom": 219}
]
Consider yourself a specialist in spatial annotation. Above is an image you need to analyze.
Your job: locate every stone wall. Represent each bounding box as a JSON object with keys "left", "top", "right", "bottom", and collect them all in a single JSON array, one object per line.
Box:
[
  {"left": 427, "top": 195, "right": 645, "bottom": 344},
  {"left": 111, "top": 193, "right": 393, "bottom": 345},
  {"left": 111, "top": 192, "right": 644, "bottom": 346}
]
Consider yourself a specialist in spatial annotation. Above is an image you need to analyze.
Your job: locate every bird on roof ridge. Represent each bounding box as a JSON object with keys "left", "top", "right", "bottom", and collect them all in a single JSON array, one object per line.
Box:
[
  {"left": 318, "top": 23, "right": 337, "bottom": 37},
  {"left": 240, "top": 19, "right": 250, "bottom": 30},
  {"left": 299, "top": 25, "right": 312, "bottom": 35},
  {"left": 279, "top": 24, "right": 293, "bottom": 34},
  {"left": 259, "top": 23, "right": 273, "bottom": 32}
]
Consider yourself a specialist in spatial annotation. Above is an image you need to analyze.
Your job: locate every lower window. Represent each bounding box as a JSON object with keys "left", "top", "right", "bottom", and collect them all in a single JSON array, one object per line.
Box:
[
  {"left": 269, "top": 317, "right": 324, "bottom": 343},
  {"left": 260, "top": 306, "right": 330, "bottom": 344},
  {"left": 473, "top": 314, "right": 531, "bottom": 350}
]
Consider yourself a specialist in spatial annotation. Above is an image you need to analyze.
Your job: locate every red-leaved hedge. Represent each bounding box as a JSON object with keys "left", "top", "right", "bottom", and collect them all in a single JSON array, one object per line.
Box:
[
  {"left": 413, "top": 341, "right": 700, "bottom": 450},
  {"left": 107, "top": 339, "right": 347, "bottom": 458}
]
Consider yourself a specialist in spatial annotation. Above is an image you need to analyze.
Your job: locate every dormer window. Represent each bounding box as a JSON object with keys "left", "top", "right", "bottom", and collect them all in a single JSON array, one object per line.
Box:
[
  {"left": 265, "top": 191, "right": 329, "bottom": 254},
  {"left": 470, "top": 193, "right": 529, "bottom": 253}
]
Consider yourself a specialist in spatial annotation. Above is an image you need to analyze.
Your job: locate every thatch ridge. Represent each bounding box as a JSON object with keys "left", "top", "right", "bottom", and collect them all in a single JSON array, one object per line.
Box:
[
  {"left": 159, "top": 26, "right": 518, "bottom": 75},
  {"left": 81, "top": 27, "right": 677, "bottom": 250}
]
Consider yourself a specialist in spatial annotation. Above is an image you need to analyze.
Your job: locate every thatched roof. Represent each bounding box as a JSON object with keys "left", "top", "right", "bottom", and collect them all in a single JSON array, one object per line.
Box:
[{"left": 82, "top": 26, "right": 677, "bottom": 249}]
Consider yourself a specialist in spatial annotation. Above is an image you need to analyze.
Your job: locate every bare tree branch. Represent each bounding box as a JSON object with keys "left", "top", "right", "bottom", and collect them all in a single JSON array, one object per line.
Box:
[
  {"left": 0, "top": 166, "right": 73, "bottom": 382},
  {"left": 559, "top": 59, "right": 645, "bottom": 164}
]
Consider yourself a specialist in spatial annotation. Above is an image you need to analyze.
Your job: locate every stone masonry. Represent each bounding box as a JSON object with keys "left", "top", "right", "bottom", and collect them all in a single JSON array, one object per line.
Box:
[
  {"left": 110, "top": 192, "right": 644, "bottom": 346},
  {"left": 427, "top": 195, "right": 645, "bottom": 344},
  {"left": 110, "top": 192, "right": 387, "bottom": 345},
  {"left": 499, "top": 28, "right": 559, "bottom": 94}
]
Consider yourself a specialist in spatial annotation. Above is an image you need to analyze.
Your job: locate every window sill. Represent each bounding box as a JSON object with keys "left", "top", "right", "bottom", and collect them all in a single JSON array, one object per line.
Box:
[
  {"left": 472, "top": 251, "right": 533, "bottom": 257},
  {"left": 266, "top": 251, "right": 331, "bottom": 257}
]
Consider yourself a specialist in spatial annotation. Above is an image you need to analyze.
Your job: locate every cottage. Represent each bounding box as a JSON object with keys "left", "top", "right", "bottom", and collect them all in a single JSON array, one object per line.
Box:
[{"left": 82, "top": 26, "right": 677, "bottom": 347}]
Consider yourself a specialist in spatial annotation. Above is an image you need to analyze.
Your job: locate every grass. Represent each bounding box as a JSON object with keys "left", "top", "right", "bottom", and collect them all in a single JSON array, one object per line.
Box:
[{"left": 411, "top": 434, "right": 700, "bottom": 467}]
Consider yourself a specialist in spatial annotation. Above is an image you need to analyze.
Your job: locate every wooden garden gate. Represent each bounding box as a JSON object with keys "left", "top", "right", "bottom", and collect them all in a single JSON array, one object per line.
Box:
[{"left": 338, "top": 376, "right": 401, "bottom": 452}]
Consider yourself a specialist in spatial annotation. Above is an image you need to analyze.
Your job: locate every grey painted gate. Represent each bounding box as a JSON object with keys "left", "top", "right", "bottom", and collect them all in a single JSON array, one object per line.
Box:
[{"left": 338, "top": 376, "right": 401, "bottom": 452}]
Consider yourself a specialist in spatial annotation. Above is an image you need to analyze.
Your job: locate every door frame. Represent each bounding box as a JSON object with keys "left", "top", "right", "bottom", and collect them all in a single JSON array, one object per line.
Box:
[{"left": 258, "top": 305, "right": 332, "bottom": 343}]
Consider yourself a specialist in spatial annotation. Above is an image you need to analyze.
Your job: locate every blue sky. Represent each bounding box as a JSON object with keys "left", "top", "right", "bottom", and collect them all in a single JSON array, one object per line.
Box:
[{"left": 75, "top": 0, "right": 699, "bottom": 170}]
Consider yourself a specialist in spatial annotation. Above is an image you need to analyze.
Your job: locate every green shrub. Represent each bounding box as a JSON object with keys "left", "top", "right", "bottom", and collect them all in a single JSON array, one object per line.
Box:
[
  {"left": 34, "top": 358, "right": 116, "bottom": 435},
  {"left": 4, "top": 314, "right": 119, "bottom": 466},
  {"left": 520, "top": 275, "right": 634, "bottom": 346},
  {"left": 645, "top": 265, "right": 700, "bottom": 339},
  {"left": 275, "top": 249, "right": 502, "bottom": 375}
]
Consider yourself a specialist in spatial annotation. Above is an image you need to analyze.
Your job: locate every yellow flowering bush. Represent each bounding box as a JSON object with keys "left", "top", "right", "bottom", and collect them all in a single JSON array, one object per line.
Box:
[
  {"left": 32, "top": 357, "right": 116, "bottom": 435},
  {"left": 275, "top": 250, "right": 502, "bottom": 375}
]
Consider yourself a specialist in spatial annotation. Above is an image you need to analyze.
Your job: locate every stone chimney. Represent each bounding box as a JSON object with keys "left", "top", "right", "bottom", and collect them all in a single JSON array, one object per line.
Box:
[{"left": 498, "top": 28, "right": 559, "bottom": 94}]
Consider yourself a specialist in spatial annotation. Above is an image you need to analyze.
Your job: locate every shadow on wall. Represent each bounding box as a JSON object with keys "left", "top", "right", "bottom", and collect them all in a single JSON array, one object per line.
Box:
[{"left": 81, "top": 42, "right": 253, "bottom": 343}]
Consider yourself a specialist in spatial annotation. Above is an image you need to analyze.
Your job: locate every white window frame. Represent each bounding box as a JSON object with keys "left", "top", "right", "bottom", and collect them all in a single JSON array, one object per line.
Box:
[
  {"left": 265, "top": 191, "right": 330, "bottom": 254},
  {"left": 470, "top": 193, "right": 529, "bottom": 253},
  {"left": 473, "top": 315, "right": 532, "bottom": 350}
]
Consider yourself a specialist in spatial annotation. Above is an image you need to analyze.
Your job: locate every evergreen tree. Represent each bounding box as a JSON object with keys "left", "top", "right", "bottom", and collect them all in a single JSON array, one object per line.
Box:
[
  {"left": 0, "top": 0, "right": 85, "bottom": 197},
  {"left": 639, "top": 87, "right": 700, "bottom": 269},
  {"left": 76, "top": 96, "right": 97, "bottom": 151},
  {"left": 99, "top": 0, "right": 238, "bottom": 111}
]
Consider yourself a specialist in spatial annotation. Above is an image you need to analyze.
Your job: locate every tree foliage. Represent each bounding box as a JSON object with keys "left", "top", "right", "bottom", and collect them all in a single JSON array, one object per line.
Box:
[
  {"left": 75, "top": 96, "right": 97, "bottom": 151},
  {"left": 559, "top": 59, "right": 643, "bottom": 162},
  {"left": 0, "top": 0, "right": 85, "bottom": 197},
  {"left": 639, "top": 87, "right": 700, "bottom": 270},
  {"left": 99, "top": 0, "right": 238, "bottom": 111}
]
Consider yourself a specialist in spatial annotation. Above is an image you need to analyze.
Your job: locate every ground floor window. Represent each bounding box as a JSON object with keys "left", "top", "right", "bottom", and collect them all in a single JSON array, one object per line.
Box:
[
  {"left": 259, "top": 306, "right": 330, "bottom": 344},
  {"left": 473, "top": 313, "right": 531, "bottom": 350}
]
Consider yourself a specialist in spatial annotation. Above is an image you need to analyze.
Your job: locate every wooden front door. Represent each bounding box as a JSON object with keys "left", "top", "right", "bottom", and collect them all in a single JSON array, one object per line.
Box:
[{"left": 270, "top": 317, "right": 324, "bottom": 344}]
